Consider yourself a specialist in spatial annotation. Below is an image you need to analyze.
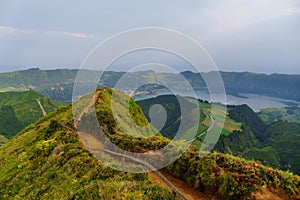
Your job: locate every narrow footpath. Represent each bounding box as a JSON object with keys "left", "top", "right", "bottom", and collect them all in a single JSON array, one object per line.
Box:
[{"left": 37, "top": 98, "right": 47, "bottom": 116}]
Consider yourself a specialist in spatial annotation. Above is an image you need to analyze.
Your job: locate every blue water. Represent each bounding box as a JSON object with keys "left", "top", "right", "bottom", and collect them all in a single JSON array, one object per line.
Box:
[{"left": 134, "top": 90, "right": 300, "bottom": 112}]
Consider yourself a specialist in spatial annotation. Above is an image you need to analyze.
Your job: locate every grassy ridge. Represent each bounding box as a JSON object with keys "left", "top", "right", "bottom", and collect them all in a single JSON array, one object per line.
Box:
[
  {"left": 0, "top": 105, "right": 176, "bottom": 199},
  {"left": 0, "top": 91, "right": 65, "bottom": 139},
  {"left": 1, "top": 89, "right": 299, "bottom": 199},
  {"left": 167, "top": 149, "right": 300, "bottom": 200}
]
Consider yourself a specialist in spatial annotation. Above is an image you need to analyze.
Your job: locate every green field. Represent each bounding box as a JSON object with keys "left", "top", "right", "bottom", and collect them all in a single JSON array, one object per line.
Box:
[
  {"left": 198, "top": 101, "right": 242, "bottom": 136},
  {"left": 259, "top": 107, "right": 300, "bottom": 124}
]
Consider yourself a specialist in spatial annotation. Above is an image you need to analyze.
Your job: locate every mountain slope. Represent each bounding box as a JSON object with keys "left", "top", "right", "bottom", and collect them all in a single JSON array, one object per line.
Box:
[
  {"left": 0, "top": 106, "right": 175, "bottom": 199},
  {"left": 262, "top": 121, "right": 300, "bottom": 173},
  {"left": 214, "top": 105, "right": 300, "bottom": 175},
  {"left": 0, "top": 89, "right": 299, "bottom": 199},
  {"left": 0, "top": 90, "right": 65, "bottom": 139},
  {"left": 137, "top": 95, "right": 207, "bottom": 139}
]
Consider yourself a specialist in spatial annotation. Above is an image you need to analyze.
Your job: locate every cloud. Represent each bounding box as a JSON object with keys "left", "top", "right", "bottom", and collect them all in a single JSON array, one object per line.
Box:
[
  {"left": 0, "top": 0, "right": 299, "bottom": 73},
  {"left": 286, "top": 7, "right": 300, "bottom": 14},
  {"left": 0, "top": 25, "right": 94, "bottom": 39},
  {"left": 63, "top": 32, "right": 89, "bottom": 39}
]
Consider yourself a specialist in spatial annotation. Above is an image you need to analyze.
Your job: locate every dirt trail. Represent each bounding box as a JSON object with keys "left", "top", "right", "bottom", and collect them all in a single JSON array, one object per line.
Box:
[
  {"left": 251, "top": 187, "right": 285, "bottom": 200},
  {"left": 160, "top": 171, "right": 210, "bottom": 200},
  {"left": 74, "top": 90, "right": 207, "bottom": 199},
  {"left": 37, "top": 98, "right": 47, "bottom": 116},
  {"left": 78, "top": 91, "right": 99, "bottom": 122},
  {"left": 78, "top": 131, "right": 103, "bottom": 150},
  {"left": 148, "top": 172, "right": 173, "bottom": 192}
]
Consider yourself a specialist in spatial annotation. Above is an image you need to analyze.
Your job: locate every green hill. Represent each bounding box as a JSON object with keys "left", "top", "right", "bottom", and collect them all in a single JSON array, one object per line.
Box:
[
  {"left": 138, "top": 98, "right": 300, "bottom": 176},
  {"left": 137, "top": 95, "right": 207, "bottom": 139},
  {"left": 214, "top": 105, "right": 300, "bottom": 175},
  {"left": 0, "top": 90, "right": 65, "bottom": 139},
  {"left": 0, "top": 89, "right": 177, "bottom": 199},
  {"left": 0, "top": 89, "right": 299, "bottom": 199}
]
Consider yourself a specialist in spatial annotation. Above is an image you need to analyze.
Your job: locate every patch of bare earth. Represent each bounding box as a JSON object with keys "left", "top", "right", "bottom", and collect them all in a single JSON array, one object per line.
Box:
[
  {"left": 251, "top": 187, "right": 289, "bottom": 200},
  {"left": 159, "top": 171, "right": 213, "bottom": 200}
]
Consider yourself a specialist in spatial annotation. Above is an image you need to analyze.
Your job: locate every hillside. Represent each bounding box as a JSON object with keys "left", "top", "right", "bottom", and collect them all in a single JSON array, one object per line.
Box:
[
  {"left": 0, "top": 107, "right": 175, "bottom": 199},
  {"left": 214, "top": 104, "right": 300, "bottom": 175},
  {"left": 0, "top": 90, "right": 65, "bottom": 139},
  {"left": 0, "top": 89, "right": 299, "bottom": 199},
  {"left": 137, "top": 95, "right": 207, "bottom": 139},
  {"left": 138, "top": 97, "right": 300, "bottom": 175}
]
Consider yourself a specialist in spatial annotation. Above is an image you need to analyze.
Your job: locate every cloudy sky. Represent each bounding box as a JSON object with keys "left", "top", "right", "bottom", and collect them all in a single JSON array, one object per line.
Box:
[{"left": 0, "top": 0, "right": 299, "bottom": 74}]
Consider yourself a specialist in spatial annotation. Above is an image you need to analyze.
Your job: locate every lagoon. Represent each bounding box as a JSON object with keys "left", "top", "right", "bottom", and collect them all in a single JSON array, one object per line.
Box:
[{"left": 135, "top": 90, "right": 300, "bottom": 112}]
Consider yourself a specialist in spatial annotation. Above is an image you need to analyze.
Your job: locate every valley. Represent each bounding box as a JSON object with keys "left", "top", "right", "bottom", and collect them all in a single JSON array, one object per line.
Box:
[
  {"left": 1, "top": 88, "right": 299, "bottom": 199},
  {"left": 0, "top": 70, "right": 299, "bottom": 199}
]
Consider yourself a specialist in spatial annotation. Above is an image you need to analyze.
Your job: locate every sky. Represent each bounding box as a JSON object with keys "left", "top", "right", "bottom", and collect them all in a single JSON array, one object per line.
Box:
[{"left": 0, "top": 0, "right": 299, "bottom": 74}]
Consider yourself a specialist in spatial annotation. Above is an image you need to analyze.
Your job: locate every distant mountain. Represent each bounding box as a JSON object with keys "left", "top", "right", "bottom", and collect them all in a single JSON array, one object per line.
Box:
[
  {"left": 1, "top": 68, "right": 300, "bottom": 104},
  {"left": 0, "top": 90, "right": 65, "bottom": 140},
  {"left": 181, "top": 71, "right": 300, "bottom": 102},
  {"left": 1, "top": 88, "right": 299, "bottom": 199}
]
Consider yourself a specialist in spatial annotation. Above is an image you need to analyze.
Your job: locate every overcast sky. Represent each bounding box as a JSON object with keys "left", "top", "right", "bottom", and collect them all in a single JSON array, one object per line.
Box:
[{"left": 0, "top": 0, "right": 299, "bottom": 74}]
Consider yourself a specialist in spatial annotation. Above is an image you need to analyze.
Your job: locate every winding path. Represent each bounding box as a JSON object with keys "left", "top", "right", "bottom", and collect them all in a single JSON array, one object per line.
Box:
[
  {"left": 186, "top": 112, "right": 214, "bottom": 144},
  {"left": 59, "top": 122, "right": 188, "bottom": 200},
  {"left": 61, "top": 91, "right": 216, "bottom": 200}
]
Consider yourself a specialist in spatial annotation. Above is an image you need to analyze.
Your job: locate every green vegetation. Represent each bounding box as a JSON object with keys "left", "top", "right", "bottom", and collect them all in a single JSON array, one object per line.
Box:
[
  {"left": 1, "top": 88, "right": 299, "bottom": 199},
  {"left": 242, "top": 146, "right": 281, "bottom": 168},
  {"left": 227, "top": 104, "right": 267, "bottom": 141},
  {"left": 258, "top": 107, "right": 300, "bottom": 124},
  {"left": 262, "top": 121, "right": 300, "bottom": 173},
  {"left": 0, "top": 106, "right": 176, "bottom": 199},
  {"left": 0, "top": 105, "right": 24, "bottom": 139},
  {"left": 137, "top": 95, "right": 206, "bottom": 139},
  {"left": 137, "top": 95, "right": 242, "bottom": 139},
  {"left": 166, "top": 149, "right": 300, "bottom": 200},
  {"left": 0, "top": 90, "right": 65, "bottom": 139},
  {"left": 0, "top": 134, "right": 8, "bottom": 145},
  {"left": 2, "top": 68, "right": 300, "bottom": 104},
  {"left": 214, "top": 105, "right": 300, "bottom": 175}
]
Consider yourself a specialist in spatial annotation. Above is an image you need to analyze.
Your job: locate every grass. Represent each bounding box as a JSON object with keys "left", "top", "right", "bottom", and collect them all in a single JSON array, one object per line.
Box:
[
  {"left": 0, "top": 103, "right": 177, "bottom": 199},
  {"left": 0, "top": 134, "right": 8, "bottom": 145},
  {"left": 1, "top": 88, "right": 299, "bottom": 199},
  {"left": 242, "top": 146, "right": 281, "bottom": 169},
  {"left": 166, "top": 149, "right": 300, "bottom": 200},
  {"left": 0, "top": 90, "right": 65, "bottom": 138},
  {"left": 198, "top": 101, "right": 242, "bottom": 136},
  {"left": 259, "top": 107, "right": 300, "bottom": 124}
]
